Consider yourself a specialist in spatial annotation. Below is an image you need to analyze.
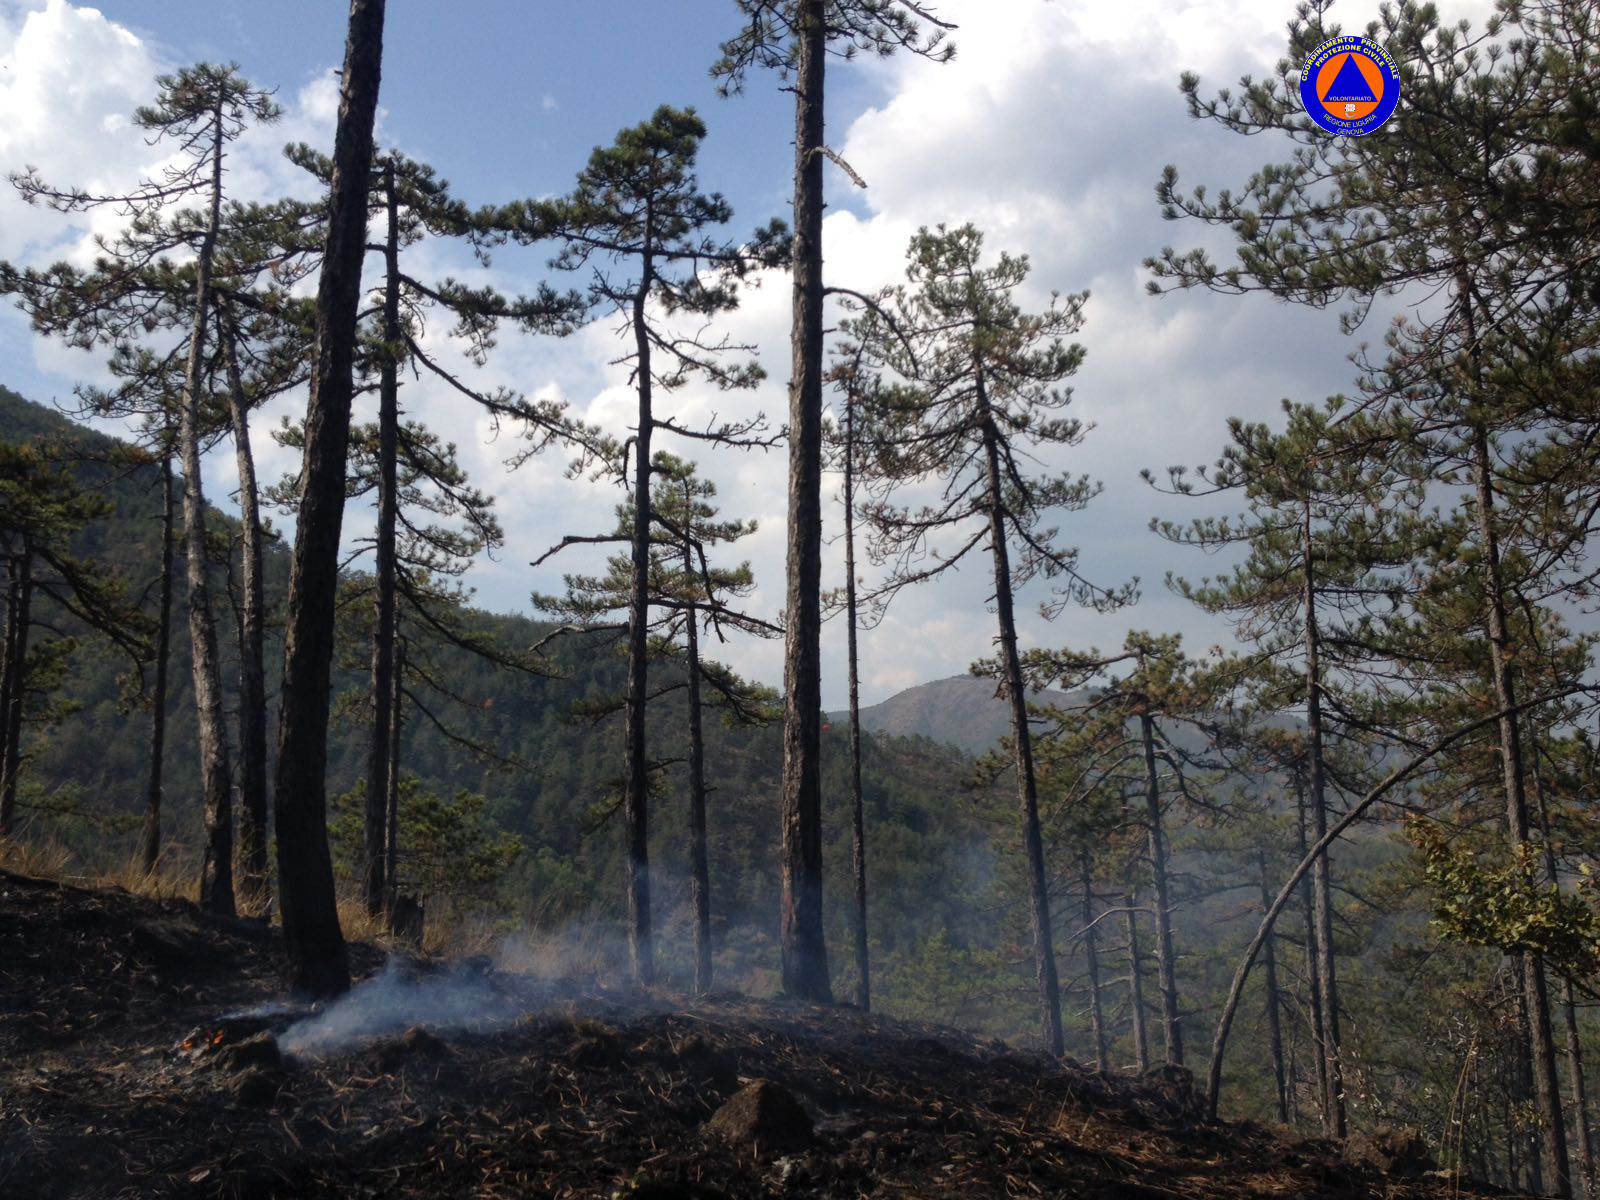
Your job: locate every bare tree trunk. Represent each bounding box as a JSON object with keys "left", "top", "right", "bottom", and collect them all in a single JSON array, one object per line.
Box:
[
  {"left": 363, "top": 159, "right": 400, "bottom": 919},
  {"left": 183, "top": 95, "right": 235, "bottom": 919},
  {"left": 1531, "top": 720, "right": 1597, "bottom": 1197},
  {"left": 1259, "top": 846, "right": 1289, "bottom": 1125},
  {"left": 623, "top": 253, "right": 655, "bottom": 988},
  {"left": 274, "top": 0, "right": 385, "bottom": 999},
  {"left": 221, "top": 316, "right": 269, "bottom": 905},
  {"left": 980, "top": 403, "right": 1062, "bottom": 1056},
  {"left": 778, "top": 0, "right": 832, "bottom": 1004},
  {"left": 1125, "top": 887, "right": 1150, "bottom": 1073},
  {"left": 844, "top": 396, "right": 869, "bottom": 1012},
  {"left": 140, "top": 452, "right": 175, "bottom": 872},
  {"left": 1296, "top": 778, "right": 1331, "bottom": 1121},
  {"left": 685, "top": 532, "right": 712, "bottom": 996},
  {"left": 1468, "top": 420, "right": 1570, "bottom": 1195},
  {"left": 1081, "top": 850, "right": 1108, "bottom": 1070},
  {"left": 0, "top": 554, "right": 31, "bottom": 838},
  {"left": 385, "top": 637, "right": 403, "bottom": 915},
  {"left": 1301, "top": 506, "right": 1345, "bottom": 1136},
  {"left": 1138, "top": 708, "right": 1182, "bottom": 1066}
]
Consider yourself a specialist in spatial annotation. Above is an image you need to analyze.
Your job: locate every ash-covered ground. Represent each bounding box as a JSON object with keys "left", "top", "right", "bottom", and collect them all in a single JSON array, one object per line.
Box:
[{"left": 0, "top": 870, "right": 1523, "bottom": 1199}]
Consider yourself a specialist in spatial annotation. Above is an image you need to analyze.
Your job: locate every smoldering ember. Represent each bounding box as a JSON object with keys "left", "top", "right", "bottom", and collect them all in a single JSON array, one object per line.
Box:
[{"left": 1, "top": 2, "right": 1597, "bottom": 1198}]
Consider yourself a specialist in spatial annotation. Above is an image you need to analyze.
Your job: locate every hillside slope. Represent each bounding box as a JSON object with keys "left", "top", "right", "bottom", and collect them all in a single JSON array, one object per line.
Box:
[
  {"left": 0, "top": 871, "right": 1501, "bottom": 1200},
  {"left": 847, "top": 675, "right": 1077, "bottom": 755}
]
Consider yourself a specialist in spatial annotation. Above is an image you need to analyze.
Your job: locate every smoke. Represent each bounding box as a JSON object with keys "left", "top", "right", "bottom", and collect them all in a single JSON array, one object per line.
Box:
[{"left": 277, "top": 958, "right": 536, "bottom": 1058}]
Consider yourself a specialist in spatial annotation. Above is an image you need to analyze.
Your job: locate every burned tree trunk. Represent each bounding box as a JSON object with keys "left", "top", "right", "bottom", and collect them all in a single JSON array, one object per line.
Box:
[
  {"left": 140, "top": 452, "right": 175, "bottom": 872},
  {"left": 844, "top": 396, "right": 869, "bottom": 1012},
  {"left": 274, "top": 0, "right": 386, "bottom": 999},
  {"left": 1125, "top": 888, "right": 1150, "bottom": 1074},
  {"left": 0, "top": 553, "right": 32, "bottom": 838},
  {"left": 685, "top": 537, "right": 712, "bottom": 996},
  {"left": 1138, "top": 709, "right": 1181, "bottom": 1066},
  {"left": 222, "top": 316, "right": 269, "bottom": 905},
  {"left": 1081, "top": 850, "right": 1108, "bottom": 1069},
  {"left": 981, "top": 406, "right": 1062, "bottom": 1056},
  {"left": 384, "top": 637, "right": 404, "bottom": 916},
  {"left": 363, "top": 158, "right": 401, "bottom": 919},
  {"left": 1259, "top": 846, "right": 1289, "bottom": 1125},
  {"left": 778, "top": 0, "right": 832, "bottom": 1004}
]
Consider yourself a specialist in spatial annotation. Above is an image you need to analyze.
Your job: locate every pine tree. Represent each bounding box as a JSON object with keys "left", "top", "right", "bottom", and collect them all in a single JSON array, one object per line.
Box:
[
  {"left": 715, "top": 0, "right": 953, "bottom": 1003},
  {"left": 852, "top": 224, "right": 1132, "bottom": 1053}
]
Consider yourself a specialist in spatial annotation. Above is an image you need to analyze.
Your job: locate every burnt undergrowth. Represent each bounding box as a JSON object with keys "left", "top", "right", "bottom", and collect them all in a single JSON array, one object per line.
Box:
[{"left": 0, "top": 870, "right": 1520, "bottom": 1199}]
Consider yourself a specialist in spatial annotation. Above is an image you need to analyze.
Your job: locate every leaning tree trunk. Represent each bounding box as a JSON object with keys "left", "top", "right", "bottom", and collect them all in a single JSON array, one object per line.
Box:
[
  {"left": 0, "top": 553, "right": 32, "bottom": 838},
  {"left": 140, "top": 451, "right": 176, "bottom": 872},
  {"left": 844, "top": 396, "right": 870, "bottom": 1011},
  {"left": 778, "top": 0, "right": 832, "bottom": 1004},
  {"left": 623, "top": 259, "right": 656, "bottom": 988},
  {"left": 1259, "top": 846, "right": 1289, "bottom": 1125},
  {"left": 980, "top": 403, "right": 1063, "bottom": 1056},
  {"left": 1468, "top": 417, "right": 1570, "bottom": 1196},
  {"left": 222, "top": 317, "right": 269, "bottom": 905},
  {"left": 1296, "top": 778, "right": 1331, "bottom": 1120},
  {"left": 274, "top": 0, "right": 386, "bottom": 999},
  {"left": 1138, "top": 707, "right": 1182, "bottom": 1066},
  {"left": 1125, "top": 887, "right": 1150, "bottom": 1073},
  {"left": 1301, "top": 505, "right": 1345, "bottom": 1137},
  {"left": 363, "top": 158, "right": 401, "bottom": 919},
  {"left": 1081, "top": 849, "right": 1108, "bottom": 1070},
  {"left": 685, "top": 535, "right": 713, "bottom": 996},
  {"left": 182, "top": 94, "right": 236, "bottom": 919}
]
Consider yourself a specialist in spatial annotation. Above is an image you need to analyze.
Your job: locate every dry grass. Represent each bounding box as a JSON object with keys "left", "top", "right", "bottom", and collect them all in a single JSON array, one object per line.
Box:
[{"left": 0, "top": 833, "right": 73, "bottom": 880}]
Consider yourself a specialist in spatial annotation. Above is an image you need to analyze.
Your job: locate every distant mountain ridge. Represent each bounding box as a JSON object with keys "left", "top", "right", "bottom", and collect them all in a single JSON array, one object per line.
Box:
[{"left": 843, "top": 675, "right": 1077, "bottom": 756}]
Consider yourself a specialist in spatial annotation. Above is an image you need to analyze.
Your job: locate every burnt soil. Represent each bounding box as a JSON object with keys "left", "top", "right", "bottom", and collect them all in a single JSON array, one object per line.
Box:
[{"left": 1, "top": 870, "right": 1523, "bottom": 1199}]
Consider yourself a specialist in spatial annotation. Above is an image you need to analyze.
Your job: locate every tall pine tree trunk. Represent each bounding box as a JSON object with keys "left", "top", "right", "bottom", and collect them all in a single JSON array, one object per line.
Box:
[
  {"left": 363, "top": 159, "right": 400, "bottom": 919},
  {"left": 140, "top": 452, "right": 175, "bottom": 872},
  {"left": 981, "top": 404, "right": 1062, "bottom": 1055},
  {"left": 685, "top": 534, "right": 712, "bottom": 996},
  {"left": 1125, "top": 887, "right": 1150, "bottom": 1073},
  {"left": 1081, "top": 850, "right": 1108, "bottom": 1069},
  {"left": 222, "top": 316, "right": 269, "bottom": 905},
  {"left": 623, "top": 259, "right": 655, "bottom": 987},
  {"left": 385, "top": 637, "right": 403, "bottom": 914},
  {"left": 1296, "top": 777, "right": 1331, "bottom": 1121},
  {"left": 1468, "top": 418, "right": 1570, "bottom": 1195},
  {"left": 1301, "top": 507, "right": 1345, "bottom": 1136},
  {"left": 844, "top": 397, "right": 870, "bottom": 1011},
  {"left": 183, "top": 94, "right": 235, "bottom": 919},
  {"left": 0, "top": 553, "right": 31, "bottom": 838},
  {"left": 1138, "top": 708, "right": 1182, "bottom": 1065},
  {"left": 275, "top": 0, "right": 385, "bottom": 999},
  {"left": 778, "top": 0, "right": 831, "bottom": 1003},
  {"left": 1259, "top": 846, "right": 1289, "bottom": 1125}
]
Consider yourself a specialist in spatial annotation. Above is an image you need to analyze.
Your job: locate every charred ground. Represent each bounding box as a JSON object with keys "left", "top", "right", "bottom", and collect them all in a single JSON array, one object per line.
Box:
[{"left": 1, "top": 871, "right": 1519, "bottom": 1199}]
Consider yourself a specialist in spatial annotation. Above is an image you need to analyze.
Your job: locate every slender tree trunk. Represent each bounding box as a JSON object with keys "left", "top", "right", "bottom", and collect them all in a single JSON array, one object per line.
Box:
[
  {"left": 778, "top": 0, "right": 831, "bottom": 1004},
  {"left": 1259, "top": 846, "right": 1289, "bottom": 1125},
  {"left": 844, "top": 397, "right": 870, "bottom": 1011},
  {"left": 1468, "top": 419, "right": 1570, "bottom": 1195},
  {"left": 1531, "top": 720, "right": 1597, "bottom": 1196},
  {"left": 1296, "top": 778, "right": 1331, "bottom": 1121},
  {"left": 221, "top": 317, "right": 269, "bottom": 905},
  {"left": 183, "top": 96, "right": 235, "bottom": 918},
  {"left": 385, "top": 637, "right": 403, "bottom": 914},
  {"left": 1138, "top": 708, "right": 1182, "bottom": 1065},
  {"left": 623, "top": 256, "right": 655, "bottom": 988},
  {"left": 1125, "top": 887, "right": 1150, "bottom": 1073},
  {"left": 0, "top": 554, "right": 31, "bottom": 838},
  {"left": 140, "top": 453, "right": 175, "bottom": 872},
  {"left": 980, "top": 403, "right": 1062, "bottom": 1055},
  {"left": 685, "top": 531, "right": 712, "bottom": 995},
  {"left": 363, "top": 159, "right": 401, "bottom": 919},
  {"left": 275, "top": 0, "right": 385, "bottom": 999},
  {"left": 1081, "top": 849, "right": 1108, "bottom": 1070},
  {"left": 1301, "top": 507, "right": 1345, "bottom": 1136}
]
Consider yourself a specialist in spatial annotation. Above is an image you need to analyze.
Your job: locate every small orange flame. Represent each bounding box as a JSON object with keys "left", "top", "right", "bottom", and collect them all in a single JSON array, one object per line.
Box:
[{"left": 211, "top": 1030, "right": 226, "bottom": 1046}]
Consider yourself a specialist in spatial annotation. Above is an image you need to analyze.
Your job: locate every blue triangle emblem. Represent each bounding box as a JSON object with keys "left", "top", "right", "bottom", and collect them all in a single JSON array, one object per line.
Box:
[{"left": 1322, "top": 54, "right": 1377, "bottom": 103}]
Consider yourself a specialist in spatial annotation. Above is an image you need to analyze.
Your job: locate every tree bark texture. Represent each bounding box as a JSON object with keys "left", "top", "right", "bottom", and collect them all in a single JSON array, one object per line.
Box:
[
  {"left": 0, "top": 555, "right": 32, "bottom": 838},
  {"left": 685, "top": 533, "right": 712, "bottom": 996},
  {"left": 140, "top": 453, "right": 175, "bottom": 872},
  {"left": 845, "top": 398, "right": 870, "bottom": 1012},
  {"left": 1139, "top": 709, "right": 1182, "bottom": 1066},
  {"left": 778, "top": 0, "right": 832, "bottom": 1004},
  {"left": 1125, "top": 888, "right": 1150, "bottom": 1074},
  {"left": 274, "top": 0, "right": 385, "bottom": 999}
]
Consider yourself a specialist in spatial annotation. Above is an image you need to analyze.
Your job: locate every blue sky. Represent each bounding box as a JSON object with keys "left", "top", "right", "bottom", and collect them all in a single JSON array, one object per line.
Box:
[{"left": 0, "top": 0, "right": 1503, "bottom": 706}]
